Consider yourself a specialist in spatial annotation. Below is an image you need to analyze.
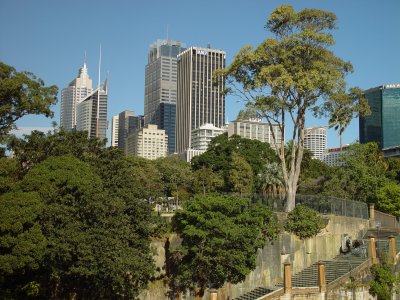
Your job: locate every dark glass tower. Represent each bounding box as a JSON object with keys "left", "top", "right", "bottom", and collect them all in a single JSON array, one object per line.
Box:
[
  {"left": 144, "top": 39, "right": 186, "bottom": 154},
  {"left": 360, "top": 84, "right": 400, "bottom": 149}
]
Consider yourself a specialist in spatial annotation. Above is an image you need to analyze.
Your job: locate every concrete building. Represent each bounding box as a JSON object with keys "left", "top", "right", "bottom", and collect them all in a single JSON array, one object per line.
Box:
[
  {"left": 76, "top": 81, "right": 108, "bottom": 141},
  {"left": 360, "top": 84, "right": 400, "bottom": 150},
  {"left": 303, "top": 127, "right": 327, "bottom": 160},
  {"left": 227, "top": 119, "right": 282, "bottom": 151},
  {"left": 144, "top": 39, "right": 186, "bottom": 154},
  {"left": 126, "top": 124, "right": 168, "bottom": 160},
  {"left": 118, "top": 110, "right": 144, "bottom": 153},
  {"left": 176, "top": 46, "right": 226, "bottom": 153},
  {"left": 60, "top": 62, "right": 93, "bottom": 131},
  {"left": 322, "top": 145, "right": 350, "bottom": 167},
  {"left": 110, "top": 115, "right": 119, "bottom": 147},
  {"left": 191, "top": 123, "right": 226, "bottom": 151}
]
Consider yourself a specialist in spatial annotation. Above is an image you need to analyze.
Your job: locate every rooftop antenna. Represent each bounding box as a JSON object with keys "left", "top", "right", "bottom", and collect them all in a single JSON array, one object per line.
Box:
[
  {"left": 96, "top": 45, "right": 102, "bottom": 138},
  {"left": 84, "top": 50, "right": 87, "bottom": 65},
  {"left": 166, "top": 24, "right": 169, "bottom": 41}
]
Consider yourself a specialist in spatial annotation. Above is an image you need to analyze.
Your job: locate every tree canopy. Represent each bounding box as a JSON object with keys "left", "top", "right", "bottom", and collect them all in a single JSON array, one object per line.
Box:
[
  {"left": 0, "top": 62, "right": 58, "bottom": 142},
  {"left": 171, "top": 194, "right": 280, "bottom": 296},
  {"left": 216, "top": 5, "right": 368, "bottom": 211}
]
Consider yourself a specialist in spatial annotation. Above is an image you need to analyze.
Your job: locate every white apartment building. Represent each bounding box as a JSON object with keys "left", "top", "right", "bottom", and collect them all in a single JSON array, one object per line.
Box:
[
  {"left": 126, "top": 124, "right": 168, "bottom": 160},
  {"left": 191, "top": 123, "right": 226, "bottom": 151},
  {"left": 60, "top": 62, "right": 93, "bottom": 131},
  {"left": 111, "top": 115, "right": 119, "bottom": 147},
  {"left": 322, "top": 145, "right": 349, "bottom": 166},
  {"left": 303, "top": 127, "right": 327, "bottom": 160},
  {"left": 227, "top": 120, "right": 283, "bottom": 151}
]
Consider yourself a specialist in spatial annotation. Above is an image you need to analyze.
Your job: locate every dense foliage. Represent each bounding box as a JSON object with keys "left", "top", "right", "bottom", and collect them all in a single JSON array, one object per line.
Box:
[
  {"left": 284, "top": 205, "right": 325, "bottom": 239},
  {"left": 369, "top": 260, "right": 399, "bottom": 300},
  {"left": 0, "top": 62, "right": 58, "bottom": 142},
  {"left": 171, "top": 194, "right": 280, "bottom": 296}
]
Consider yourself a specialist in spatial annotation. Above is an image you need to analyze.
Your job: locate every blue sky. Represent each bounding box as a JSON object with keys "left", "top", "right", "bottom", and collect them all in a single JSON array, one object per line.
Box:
[{"left": 1, "top": 0, "right": 399, "bottom": 147}]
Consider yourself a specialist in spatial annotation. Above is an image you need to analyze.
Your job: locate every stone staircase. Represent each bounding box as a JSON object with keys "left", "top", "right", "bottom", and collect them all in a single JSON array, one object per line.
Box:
[
  {"left": 233, "top": 287, "right": 275, "bottom": 300},
  {"left": 277, "top": 253, "right": 367, "bottom": 288},
  {"left": 233, "top": 253, "right": 367, "bottom": 300}
]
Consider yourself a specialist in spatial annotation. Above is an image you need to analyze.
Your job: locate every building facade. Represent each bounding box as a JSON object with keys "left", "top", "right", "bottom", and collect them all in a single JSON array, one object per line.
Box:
[
  {"left": 144, "top": 39, "right": 186, "bottom": 154},
  {"left": 111, "top": 115, "right": 119, "bottom": 147},
  {"left": 360, "top": 84, "right": 400, "bottom": 149},
  {"left": 76, "top": 82, "right": 108, "bottom": 140},
  {"left": 118, "top": 110, "right": 144, "bottom": 153},
  {"left": 322, "top": 145, "right": 349, "bottom": 166},
  {"left": 60, "top": 62, "right": 93, "bottom": 131},
  {"left": 191, "top": 123, "right": 226, "bottom": 151},
  {"left": 176, "top": 47, "right": 226, "bottom": 153},
  {"left": 227, "top": 120, "right": 282, "bottom": 151},
  {"left": 303, "top": 127, "right": 327, "bottom": 160},
  {"left": 126, "top": 124, "right": 168, "bottom": 160}
]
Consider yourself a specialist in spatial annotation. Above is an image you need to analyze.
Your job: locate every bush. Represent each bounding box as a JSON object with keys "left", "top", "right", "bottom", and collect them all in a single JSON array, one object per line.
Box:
[{"left": 284, "top": 205, "right": 325, "bottom": 239}]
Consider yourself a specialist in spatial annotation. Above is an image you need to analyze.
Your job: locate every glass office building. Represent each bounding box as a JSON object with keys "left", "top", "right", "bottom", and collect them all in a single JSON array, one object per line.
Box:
[
  {"left": 144, "top": 39, "right": 186, "bottom": 154},
  {"left": 360, "top": 84, "right": 400, "bottom": 149}
]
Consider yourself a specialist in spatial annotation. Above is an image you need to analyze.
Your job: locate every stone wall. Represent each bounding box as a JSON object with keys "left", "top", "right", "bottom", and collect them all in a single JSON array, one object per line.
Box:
[{"left": 139, "top": 215, "right": 369, "bottom": 300}]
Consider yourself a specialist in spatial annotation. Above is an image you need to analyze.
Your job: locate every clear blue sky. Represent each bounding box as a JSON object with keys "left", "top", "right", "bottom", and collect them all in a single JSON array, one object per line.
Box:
[{"left": 1, "top": 0, "right": 399, "bottom": 147}]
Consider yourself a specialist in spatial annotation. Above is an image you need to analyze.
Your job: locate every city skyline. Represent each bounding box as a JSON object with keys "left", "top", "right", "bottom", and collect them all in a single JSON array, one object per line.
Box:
[{"left": 1, "top": 0, "right": 399, "bottom": 148}]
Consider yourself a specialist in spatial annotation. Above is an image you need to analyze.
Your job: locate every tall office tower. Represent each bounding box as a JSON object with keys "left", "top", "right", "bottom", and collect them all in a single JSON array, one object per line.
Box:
[
  {"left": 176, "top": 47, "right": 226, "bottom": 153},
  {"left": 111, "top": 115, "right": 119, "bottom": 147},
  {"left": 227, "top": 119, "right": 283, "bottom": 151},
  {"left": 118, "top": 110, "right": 144, "bottom": 153},
  {"left": 360, "top": 84, "right": 400, "bottom": 150},
  {"left": 126, "top": 124, "right": 168, "bottom": 160},
  {"left": 60, "top": 62, "right": 93, "bottom": 131},
  {"left": 76, "top": 81, "right": 108, "bottom": 140},
  {"left": 303, "top": 127, "right": 327, "bottom": 160},
  {"left": 144, "top": 39, "right": 186, "bottom": 154}
]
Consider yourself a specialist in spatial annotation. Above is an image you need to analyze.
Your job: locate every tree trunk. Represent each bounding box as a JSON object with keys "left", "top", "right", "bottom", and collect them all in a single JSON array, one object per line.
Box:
[{"left": 285, "top": 183, "right": 296, "bottom": 212}]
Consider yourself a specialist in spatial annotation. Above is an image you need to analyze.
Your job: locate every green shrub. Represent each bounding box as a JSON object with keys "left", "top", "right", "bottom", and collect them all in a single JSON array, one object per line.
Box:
[{"left": 284, "top": 205, "right": 325, "bottom": 239}]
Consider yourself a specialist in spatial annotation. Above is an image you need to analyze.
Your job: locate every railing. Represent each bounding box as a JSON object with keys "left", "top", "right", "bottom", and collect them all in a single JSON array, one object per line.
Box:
[
  {"left": 375, "top": 210, "right": 400, "bottom": 228},
  {"left": 295, "top": 195, "right": 369, "bottom": 219}
]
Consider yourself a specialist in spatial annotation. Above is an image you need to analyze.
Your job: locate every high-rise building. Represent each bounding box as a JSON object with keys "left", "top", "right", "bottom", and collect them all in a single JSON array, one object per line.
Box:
[
  {"left": 322, "top": 145, "right": 349, "bottom": 167},
  {"left": 303, "top": 127, "right": 327, "bottom": 160},
  {"left": 359, "top": 84, "right": 400, "bottom": 150},
  {"left": 76, "top": 81, "right": 108, "bottom": 140},
  {"left": 111, "top": 115, "right": 119, "bottom": 147},
  {"left": 60, "top": 62, "right": 93, "bottom": 131},
  {"left": 144, "top": 39, "right": 186, "bottom": 154},
  {"left": 126, "top": 124, "right": 168, "bottom": 160},
  {"left": 227, "top": 119, "right": 283, "bottom": 151},
  {"left": 118, "top": 110, "right": 144, "bottom": 153},
  {"left": 176, "top": 47, "right": 226, "bottom": 153},
  {"left": 191, "top": 123, "right": 226, "bottom": 151}
]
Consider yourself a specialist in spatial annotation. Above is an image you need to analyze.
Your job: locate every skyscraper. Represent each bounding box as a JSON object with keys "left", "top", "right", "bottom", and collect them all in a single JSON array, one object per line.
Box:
[
  {"left": 76, "top": 80, "right": 108, "bottom": 140},
  {"left": 144, "top": 39, "right": 186, "bottom": 154},
  {"left": 111, "top": 115, "right": 119, "bottom": 147},
  {"left": 359, "top": 84, "right": 400, "bottom": 149},
  {"left": 60, "top": 62, "right": 93, "bottom": 131},
  {"left": 176, "top": 46, "right": 226, "bottom": 153},
  {"left": 118, "top": 110, "right": 144, "bottom": 153},
  {"left": 303, "top": 127, "right": 327, "bottom": 160}
]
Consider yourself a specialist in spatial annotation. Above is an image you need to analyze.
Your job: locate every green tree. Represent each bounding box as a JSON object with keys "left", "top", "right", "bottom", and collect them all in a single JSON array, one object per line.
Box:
[
  {"left": 192, "top": 133, "right": 277, "bottom": 192},
  {"left": 192, "top": 167, "right": 224, "bottom": 195},
  {"left": 318, "top": 88, "right": 370, "bottom": 151},
  {"left": 171, "top": 194, "right": 280, "bottom": 297},
  {"left": 229, "top": 152, "right": 254, "bottom": 195},
  {"left": 0, "top": 157, "right": 19, "bottom": 194},
  {"left": 0, "top": 191, "right": 47, "bottom": 298},
  {"left": 8, "top": 128, "right": 105, "bottom": 171},
  {"left": 258, "top": 161, "right": 285, "bottom": 199},
  {"left": 369, "top": 259, "right": 399, "bottom": 300},
  {"left": 20, "top": 155, "right": 155, "bottom": 299},
  {"left": 284, "top": 205, "right": 325, "bottom": 239},
  {"left": 216, "top": 5, "right": 364, "bottom": 211},
  {"left": 376, "top": 184, "right": 400, "bottom": 217},
  {"left": 236, "top": 108, "right": 260, "bottom": 121},
  {"left": 322, "top": 143, "right": 389, "bottom": 203},
  {"left": 0, "top": 62, "right": 58, "bottom": 142}
]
